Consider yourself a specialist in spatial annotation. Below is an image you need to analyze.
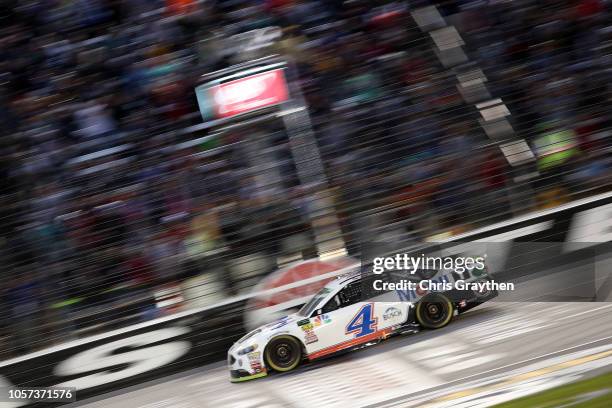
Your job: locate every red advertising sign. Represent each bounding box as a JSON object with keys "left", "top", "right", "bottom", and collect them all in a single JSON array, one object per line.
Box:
[{"left": 207, "top": 69, "right": 289, "bottom": 119}]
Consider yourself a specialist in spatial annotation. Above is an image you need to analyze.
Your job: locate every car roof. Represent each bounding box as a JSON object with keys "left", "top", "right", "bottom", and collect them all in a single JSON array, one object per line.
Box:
[{"left": 329, "top": 270, "right": 363, "bottom": 289}]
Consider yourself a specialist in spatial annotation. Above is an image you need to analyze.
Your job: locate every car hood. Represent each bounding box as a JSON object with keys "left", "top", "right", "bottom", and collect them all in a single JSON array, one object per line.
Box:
[
  {"left": 261, "top": 314, "right": 301, "bottom": 331},
  {"left": 235, "top": 314, "right": 302, "bottom": 347}
]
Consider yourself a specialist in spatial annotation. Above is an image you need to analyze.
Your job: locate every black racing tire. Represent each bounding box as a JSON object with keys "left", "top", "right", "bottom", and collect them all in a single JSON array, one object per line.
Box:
[
  {"left": 265, "top": 335, "right": 302, "bottom": 372},
  {"left": 416, "top": 293, "right": 454, "bottom": 329}
]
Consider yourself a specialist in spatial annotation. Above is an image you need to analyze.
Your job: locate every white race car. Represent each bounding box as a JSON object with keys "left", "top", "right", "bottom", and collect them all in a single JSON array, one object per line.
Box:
[{"left": 228, "top": 268, "right": 496, "bottom": 382}]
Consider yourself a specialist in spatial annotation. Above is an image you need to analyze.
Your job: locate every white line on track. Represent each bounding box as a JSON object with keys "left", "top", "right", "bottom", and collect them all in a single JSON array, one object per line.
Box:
[{"left": 557, "top": 303, "right": 612, "bottom": 321}]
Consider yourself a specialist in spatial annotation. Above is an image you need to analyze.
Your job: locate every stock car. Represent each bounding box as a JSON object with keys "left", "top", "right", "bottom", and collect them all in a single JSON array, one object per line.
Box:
[{"left": 228, "top": 266, "right": 497, "bottom": 382}]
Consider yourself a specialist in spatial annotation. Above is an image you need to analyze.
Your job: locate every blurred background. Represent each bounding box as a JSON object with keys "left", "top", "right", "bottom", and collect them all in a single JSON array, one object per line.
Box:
[{"left": 0, "top": 0, "right": 611, "bottom": 360}]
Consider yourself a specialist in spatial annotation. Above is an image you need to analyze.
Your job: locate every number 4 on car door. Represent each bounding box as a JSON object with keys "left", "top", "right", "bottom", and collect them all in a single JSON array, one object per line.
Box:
[{"left": 345, "top": 303, "right": 378, "bottom": 338}]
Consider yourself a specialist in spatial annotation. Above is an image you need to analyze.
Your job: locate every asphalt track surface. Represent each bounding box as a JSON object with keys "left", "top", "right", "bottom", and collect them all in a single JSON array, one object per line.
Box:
[{"left": 71, "top": 302, "right": 612, "bottom": 408}]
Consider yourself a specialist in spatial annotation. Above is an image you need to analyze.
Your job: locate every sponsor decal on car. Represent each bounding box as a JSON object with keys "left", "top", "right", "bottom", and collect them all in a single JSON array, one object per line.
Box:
[
  {"left": 300, "top": 322, "right": 314, "bottom": 331},
  {"left": 298, "top": 321, "right": 319, "bottom": 344},
  {"left": 383, "top": 307, "right": 402, "bottom": 320},
  {"left": 304, "top": 330, "right": 319, "bottom": 344},
  {"left": 246, "top": 352, "right": 260, "bottom": 361},
  {"left": 246, "top": 351, "right": 263, "bottom": 372},
  {"left": 313, "top": 314, "right": 331, "bottom": 326}
]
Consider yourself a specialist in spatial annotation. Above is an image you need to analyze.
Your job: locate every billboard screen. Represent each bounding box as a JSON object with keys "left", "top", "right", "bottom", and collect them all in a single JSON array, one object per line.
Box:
[{"left": 196, "top": 68, "right": 289, "bottom": 121}]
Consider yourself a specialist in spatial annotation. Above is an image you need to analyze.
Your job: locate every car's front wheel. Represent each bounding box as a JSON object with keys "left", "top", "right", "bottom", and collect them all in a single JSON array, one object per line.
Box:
[
  {"left": 265, "top": 335, "right": 302, "bottom": 372},
  {"left": 416, "top": 293, "right": 454, "bottom": 329}
]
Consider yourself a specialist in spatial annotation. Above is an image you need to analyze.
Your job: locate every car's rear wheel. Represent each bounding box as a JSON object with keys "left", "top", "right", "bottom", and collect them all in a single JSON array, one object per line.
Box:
[
  {"left": 416, "top": 293, "right": 454, "bottom": 329},
  {"left": 265, "top": 335, "right": 302, "bottom": 372}
]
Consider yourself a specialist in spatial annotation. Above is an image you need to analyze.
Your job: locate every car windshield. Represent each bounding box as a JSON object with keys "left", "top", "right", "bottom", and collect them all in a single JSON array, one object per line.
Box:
[{"left": 298, "top": 287, "right": 333, "bottom": 317}]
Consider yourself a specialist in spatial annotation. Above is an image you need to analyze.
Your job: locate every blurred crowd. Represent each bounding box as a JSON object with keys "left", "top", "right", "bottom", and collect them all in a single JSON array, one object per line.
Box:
[{"left": 1, "top": 0, "right": 611, "bottom": 356}]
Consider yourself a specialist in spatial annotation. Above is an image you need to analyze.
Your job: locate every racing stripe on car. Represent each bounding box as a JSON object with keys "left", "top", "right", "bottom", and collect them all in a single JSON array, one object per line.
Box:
[{"left": 308, "top": 328, "right": 394, "bottom": 360}]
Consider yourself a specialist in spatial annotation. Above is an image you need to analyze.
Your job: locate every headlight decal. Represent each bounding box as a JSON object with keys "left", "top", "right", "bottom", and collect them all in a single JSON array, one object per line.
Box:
[{"left": 237, "top": 344, "right": 259, "bottom": 355}]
